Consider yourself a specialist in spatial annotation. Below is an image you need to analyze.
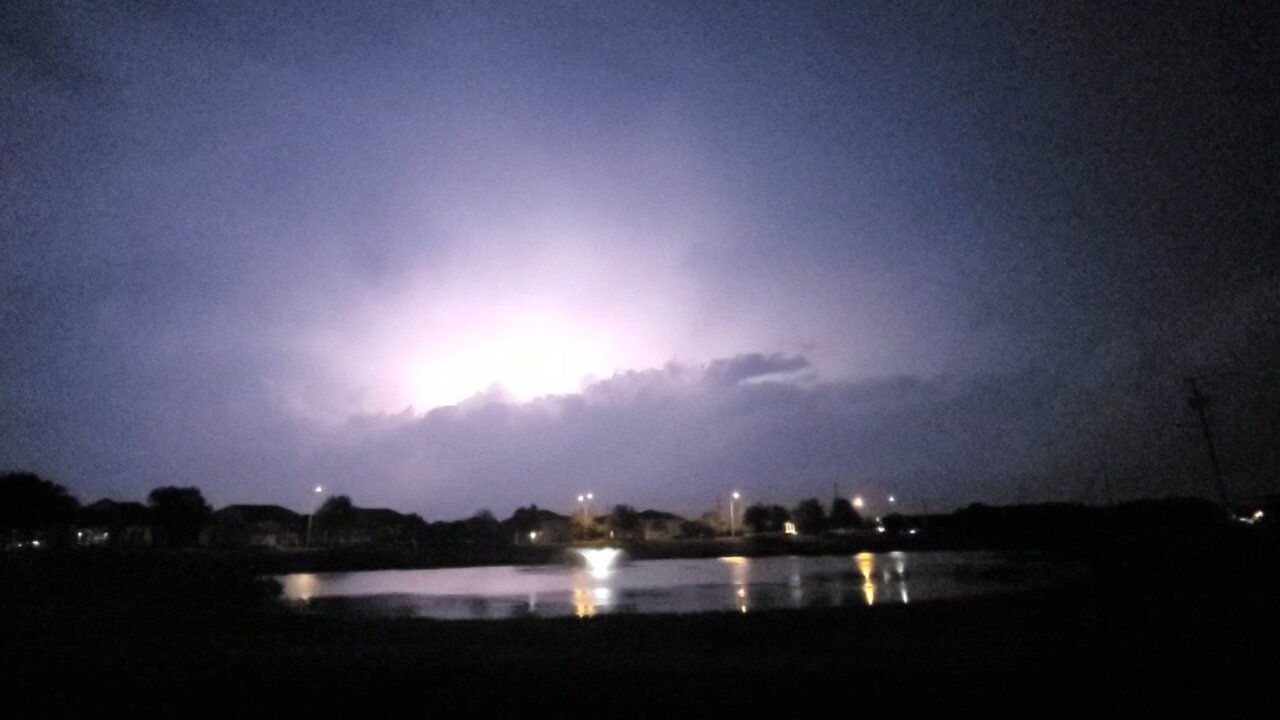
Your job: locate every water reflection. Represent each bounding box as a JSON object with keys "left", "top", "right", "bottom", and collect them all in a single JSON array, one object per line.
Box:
[
  {"left": 856, "top": 552, "right": 876, "bottom": 605},
  {"left": 787, "top": 557, "right": 804, "bottom": 605},
  {"left": 720, "top": 556, "right": 750, "bottom": 613},
  {"left": 890, "top": 550, "right": 907, "bottom": 579},
  {"left": 572, "top": 586, "right": 595, "bottom": 617},
  {"left": 855, "top": 550, "right": 913, "bottom": 606},
  {"left": 280, "top": 551, "right": 1082, "bottom": 620},
  {"left": 283, "top": 573, "right": 318, "bottom": 601},
  {"left": 569, "top": 551, "right": 621, "bottom": 616}
]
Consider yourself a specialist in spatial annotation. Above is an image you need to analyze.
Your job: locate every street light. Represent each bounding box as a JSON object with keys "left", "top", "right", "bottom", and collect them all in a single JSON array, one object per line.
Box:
[
  {"left": 577, "top": 492, "right": 595, "bottom": 537},
  {"left": 306, "top": 485, "right": 324, "bottom": 548},
  {"left": 730, "top": 491, "right": 741, "bottom": 537},
  {"left": 852, "top": 495, "right": 865, "bottom": 510}
]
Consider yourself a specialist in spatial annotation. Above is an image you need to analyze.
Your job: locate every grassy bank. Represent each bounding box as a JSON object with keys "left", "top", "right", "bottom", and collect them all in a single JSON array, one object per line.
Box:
[{"left": 5, "top": 578, "right": 1277, "bottom": 714}]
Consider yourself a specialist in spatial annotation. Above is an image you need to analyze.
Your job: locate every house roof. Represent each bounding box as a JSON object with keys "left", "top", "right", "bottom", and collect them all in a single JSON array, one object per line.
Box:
[
  {"left": 352, "top": 508, "right": 427, "bottom": 528},
  {"left": 639, "top": 509, "right": 685, "bottom": 522},
  {"left": 78, "top": 499, "right": 151, "bottom": 527},
  {"left": 214, "top": 504, "right": 302, "bottom": 525},
  {"left": 354, "top": 507, "right": 406, "bottom": 522}
]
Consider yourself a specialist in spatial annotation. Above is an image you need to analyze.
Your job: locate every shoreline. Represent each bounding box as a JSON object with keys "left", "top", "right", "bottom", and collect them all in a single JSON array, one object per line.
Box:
[{"left": 9, "top": 532, "right": 1093, "bottom": 576}]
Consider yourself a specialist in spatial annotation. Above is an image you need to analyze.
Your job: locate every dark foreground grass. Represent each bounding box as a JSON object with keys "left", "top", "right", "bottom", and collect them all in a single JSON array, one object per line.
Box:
[{"left": 5, "top": 580, "right": 1278, "bottom": 716}]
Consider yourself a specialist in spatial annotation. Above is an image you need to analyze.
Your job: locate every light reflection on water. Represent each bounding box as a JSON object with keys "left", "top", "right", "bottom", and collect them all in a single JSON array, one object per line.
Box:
[{"left": 279, "top": 551, "right": 1084, "bottom": 620}]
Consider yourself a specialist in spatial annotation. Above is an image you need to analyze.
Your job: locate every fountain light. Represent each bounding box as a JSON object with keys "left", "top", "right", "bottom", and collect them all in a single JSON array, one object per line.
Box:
[{"left": 574, "top": 547, "right": 622, "bottom": 578}]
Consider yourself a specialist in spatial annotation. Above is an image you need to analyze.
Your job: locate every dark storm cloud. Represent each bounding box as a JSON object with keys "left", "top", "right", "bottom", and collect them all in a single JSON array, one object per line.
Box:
[
  {"left": 184, "top": 349, "right": 1272, "bottom": 519},
  {"left": 260, "top": 355, "right": 1038, "bottom": 517}
]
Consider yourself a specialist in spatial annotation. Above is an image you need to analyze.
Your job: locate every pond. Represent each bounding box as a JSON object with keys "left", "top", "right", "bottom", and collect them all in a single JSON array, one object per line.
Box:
[{"left": 278, "top": 550, "right": 1086, "bottom": 620}]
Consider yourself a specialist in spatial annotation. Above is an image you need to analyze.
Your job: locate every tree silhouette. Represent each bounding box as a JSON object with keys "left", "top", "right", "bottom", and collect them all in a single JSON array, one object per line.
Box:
[
  {"left": 742, "top": 504, "right": 792, "bottom": 534},
  {"left": 792, "top": 498, "right": 827, "bottom": 534},
  {"left": 767, "top": 505, "right": 791, "bottom": 531},
  {"left": 147, "top": 486, "right": 212, "bottom": 548},
  {"left": 464, "top": 509, "right": 501, "bottom": 542},
  {"left": 743, "top": 504, "right": 772, "bottom": 534},
  {"left": 316, "top": 495, "right": 356, "bottom": 545},
  {"left": 0, "top": 472, "right": 79, "bottom": 544},
  {"left": 678, "top": 520, "right": 715, "bottom": 539},
  {"left": 607, "top": 505, "right": 642, "bottom": 537},
  {"left": 509, "top": 505, "right": 542, "bottom": 534},
  {"left": 829, "top": 497, "right": 862, "bottom": 529}
]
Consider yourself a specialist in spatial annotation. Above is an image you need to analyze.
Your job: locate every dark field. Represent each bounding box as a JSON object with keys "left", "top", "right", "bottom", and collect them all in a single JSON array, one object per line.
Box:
[{"left": 4, "top": 533, "right": 1279, "bottom": 716}]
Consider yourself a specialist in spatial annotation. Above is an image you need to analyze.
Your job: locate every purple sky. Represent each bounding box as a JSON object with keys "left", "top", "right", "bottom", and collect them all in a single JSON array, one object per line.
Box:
[{"left": 3, "top": 1, "right": 1277, "bottom": 518}]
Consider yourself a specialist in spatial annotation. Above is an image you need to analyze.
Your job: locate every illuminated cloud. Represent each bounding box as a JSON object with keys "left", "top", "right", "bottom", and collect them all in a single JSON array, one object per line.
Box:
[{"left": 2, "top": 1, "right": 1274, "bottom": 514}]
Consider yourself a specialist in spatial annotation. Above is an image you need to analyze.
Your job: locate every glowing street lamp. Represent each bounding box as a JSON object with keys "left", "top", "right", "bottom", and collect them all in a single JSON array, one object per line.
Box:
[
  {"left": 577, "top": 492, "right": 595, "bottom": 534},
  {"left": 729, "top": 491, "right": 742, "bottom": 537},
  {"left": 306, "top": 485, "right": 324, "bottom": 548},
  {"left": 852, "top": 495, "right": 865, "bottom": 510}
]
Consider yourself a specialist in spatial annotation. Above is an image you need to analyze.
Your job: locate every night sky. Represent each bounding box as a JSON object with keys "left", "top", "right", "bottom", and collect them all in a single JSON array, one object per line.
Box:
[{"left": 3, "top": 1, "right": 1277, "bottom": 518}]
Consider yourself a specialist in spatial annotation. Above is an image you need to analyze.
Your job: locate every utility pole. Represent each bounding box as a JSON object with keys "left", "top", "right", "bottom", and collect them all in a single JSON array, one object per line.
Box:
[
  {"left": 1099, "top": 473, "right": 1114, "bottom": 507},
  {"left": 306, "top": 485, "right": 324, "bottom": 548},
  {"left": 1185, "top": 377, "right": 1231, "bottom": 513}
]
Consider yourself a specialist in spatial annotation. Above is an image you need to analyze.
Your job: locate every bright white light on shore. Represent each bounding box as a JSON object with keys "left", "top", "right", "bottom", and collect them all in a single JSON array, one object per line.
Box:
[
  {"left": 314, "top": 485, "right": 323, "bottom": 493},
  {"left": 574, "top": 547, "right": 622, "bottom": 578},
  {"left": 852, "top": 496, "right": 865, "bottom": 509}
]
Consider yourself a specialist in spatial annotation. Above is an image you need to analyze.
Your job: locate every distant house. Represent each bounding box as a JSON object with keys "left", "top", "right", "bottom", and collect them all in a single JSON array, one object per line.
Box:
[
  {"left": 76, "top": 500, "right": 153, "bottom": 547},
  {"left": 317, "top": 507, "right": 427, "bottom": 548},
  {"left": 212, "top": 505, "right": 304, "bottom": 548},
  {"left": 638, "top": 510, "right": 685, "bottom": 541},
  {"left": 519, "top": 509, "right": 573, "bottom": 544}
]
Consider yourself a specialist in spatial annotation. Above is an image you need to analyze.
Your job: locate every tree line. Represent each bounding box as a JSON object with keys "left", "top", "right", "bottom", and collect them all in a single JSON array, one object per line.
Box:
[
  {"left": 0, "top": 471, "right": 882, "bottom": 549},
  {"left": 5, "top": 470, "right": 1268, "bottom": 552}
]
